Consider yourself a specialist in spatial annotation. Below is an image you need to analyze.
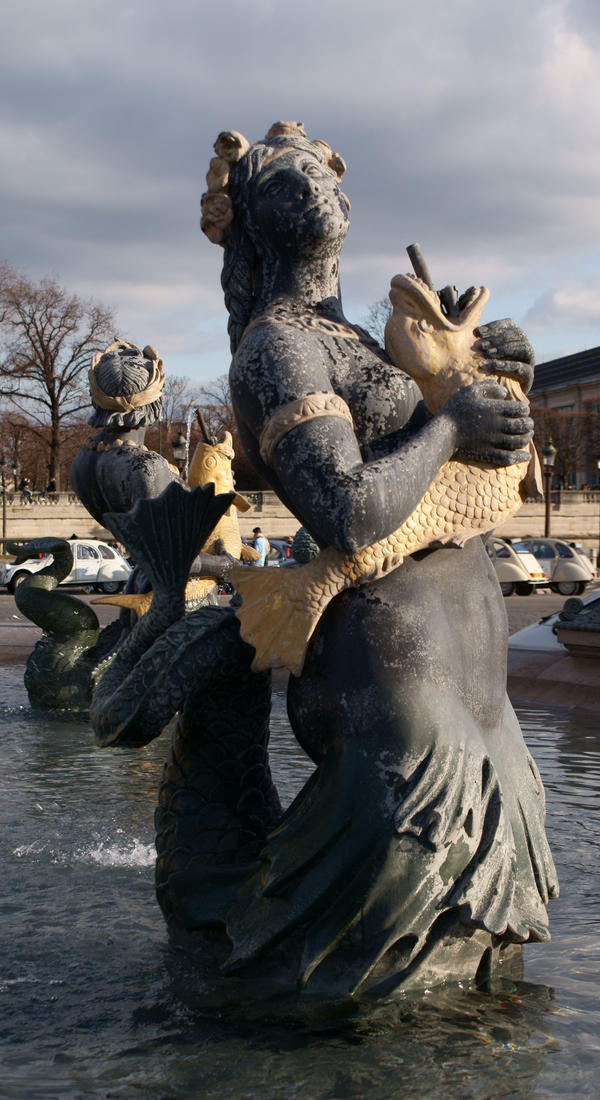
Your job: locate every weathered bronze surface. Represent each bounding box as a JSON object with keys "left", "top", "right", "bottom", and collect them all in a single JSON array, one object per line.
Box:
[{"left": 85, "top": 122, "right": 557, "bottom": 996}]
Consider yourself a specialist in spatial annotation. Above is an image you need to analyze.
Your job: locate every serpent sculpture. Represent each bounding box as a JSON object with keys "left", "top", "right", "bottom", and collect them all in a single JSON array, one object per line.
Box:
[
  {"left": 89, "top": 483, "right": 281, "bottom": 941},
  {"left": 8, "top": 537, "right": 124, "bottom": 711}
]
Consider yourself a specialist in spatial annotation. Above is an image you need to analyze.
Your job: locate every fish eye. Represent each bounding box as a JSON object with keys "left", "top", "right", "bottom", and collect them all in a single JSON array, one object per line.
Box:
[{"left": 417, "top": 319, "right": 434, "bottom": 334}]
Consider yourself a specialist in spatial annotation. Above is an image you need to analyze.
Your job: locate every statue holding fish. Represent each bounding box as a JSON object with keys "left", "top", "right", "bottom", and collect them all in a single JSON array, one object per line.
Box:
[{"left": 88, "top": 121, "right": 556, "bottom": 995}]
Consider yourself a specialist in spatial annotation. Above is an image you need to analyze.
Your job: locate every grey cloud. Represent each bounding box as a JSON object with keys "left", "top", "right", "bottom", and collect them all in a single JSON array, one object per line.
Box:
[{"left": 0, "top": 0, "right": 598, "bottom": 381}]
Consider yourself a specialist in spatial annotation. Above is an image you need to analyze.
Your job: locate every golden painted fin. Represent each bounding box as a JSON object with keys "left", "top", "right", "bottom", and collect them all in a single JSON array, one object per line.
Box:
[
  {"left": 92, "top": 592, "right": 153, "bottom": 616},
  {"left": 231, "top": 565, "right": 324, "bottom": 678},
  {"left": 92, "top": 577, "right": 217, "bottom": 618}
]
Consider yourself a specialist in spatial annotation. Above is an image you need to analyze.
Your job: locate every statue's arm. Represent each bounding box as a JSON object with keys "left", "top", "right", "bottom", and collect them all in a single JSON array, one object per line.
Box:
[{"left": 231, "top": 333, "right": 532, "bottom": 554}]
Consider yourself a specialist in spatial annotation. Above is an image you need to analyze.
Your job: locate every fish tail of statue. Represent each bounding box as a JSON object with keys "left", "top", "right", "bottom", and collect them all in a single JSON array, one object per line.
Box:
[
  {"left": 232, "top": 557, "right": 339, "bottom": 677},
  {"left": 104, "top": 481, "right": 235, "bottom": 596}
]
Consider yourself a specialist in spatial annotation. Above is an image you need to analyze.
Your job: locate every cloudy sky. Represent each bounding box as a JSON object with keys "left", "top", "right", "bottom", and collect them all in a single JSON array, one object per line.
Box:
[{"left": 1, "top": 0, "right": 599, "bottom": 387}]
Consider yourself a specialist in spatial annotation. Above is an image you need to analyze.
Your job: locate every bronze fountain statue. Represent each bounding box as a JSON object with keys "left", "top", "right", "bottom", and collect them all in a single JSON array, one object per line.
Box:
[{"left": 74, "top": 122, "right": 558, "bottom": 995}]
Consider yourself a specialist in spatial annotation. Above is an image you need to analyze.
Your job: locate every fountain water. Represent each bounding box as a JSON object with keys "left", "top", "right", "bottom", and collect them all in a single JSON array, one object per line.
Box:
[{"left": 1, "top": 664, "right": 598, "bottom": 1097}]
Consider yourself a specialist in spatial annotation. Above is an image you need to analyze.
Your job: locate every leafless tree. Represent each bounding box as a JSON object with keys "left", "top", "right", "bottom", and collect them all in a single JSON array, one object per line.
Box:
[
  {"left": 0, "top": 263, "right": 114, "bottom": 489},
  {"left": 361, "top": 297, "right": 391, "bottom": 348},
  {"left": 161, "top": 374, "right": 201, "bottom": 429},
  {"left": 531, "top": 406, "right": 600, "bottom": 487},
  {"left": 197, "top": 374, "right": 269, "bottom": 490}
]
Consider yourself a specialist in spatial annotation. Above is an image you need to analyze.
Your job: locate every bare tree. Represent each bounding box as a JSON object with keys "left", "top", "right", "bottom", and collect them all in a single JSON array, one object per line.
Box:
[
  {"left": 198, "top": 374, "right": 237, "bottom": 439},
  {"left": 161, "top": 374, "right": 201, "bottom": 428},
  {"left": 0, "top": 263, "right": 114, "bottom": 489},
  {"left": 531, "top": 406, "right": 600, "bottom": 487},
  {"left": 361, "top": 297, "right": 392, "bottom": 348},
  {"left": 197, "top": 374, "right": 269, "bottom": 490}
]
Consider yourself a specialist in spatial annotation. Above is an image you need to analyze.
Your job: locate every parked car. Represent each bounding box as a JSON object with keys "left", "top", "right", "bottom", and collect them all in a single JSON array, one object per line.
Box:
[
  {"left": 0, "top": 539, "right": 131, "bottom": 594},
  {"left": 508, "top": 589, "right": 600, "bottom": 651},
  {"left": 484, "top": 536, "right": 547, "bottom": 596},
  {"left": 518, "top": 538, "right": 593, "bottom": 596},
  {"left": 266, "top": 539, "right": 294, "bottom": 565}
]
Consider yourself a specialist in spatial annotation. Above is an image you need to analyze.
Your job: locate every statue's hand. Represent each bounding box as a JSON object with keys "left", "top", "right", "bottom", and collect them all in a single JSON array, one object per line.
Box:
[
  {"left": 473, "top": 317, "right": 535, "bottom": 394},
  {"left": 445, "top": 378, "right": 533, "bottom": 466}
]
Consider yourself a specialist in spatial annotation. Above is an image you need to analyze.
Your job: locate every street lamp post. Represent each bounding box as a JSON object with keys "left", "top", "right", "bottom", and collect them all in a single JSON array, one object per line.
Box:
[
  {"left": 542, "top": 440, "right": 557, "bottom": 538},
  {"left": 171, "top": 430, "right": 187, "bottom": 477},
  {"left": 596, "top": 455, "right": 600, "bottom": 574},
  {"left": 0, "top": 458, "right": 6, "bottom": 543}
]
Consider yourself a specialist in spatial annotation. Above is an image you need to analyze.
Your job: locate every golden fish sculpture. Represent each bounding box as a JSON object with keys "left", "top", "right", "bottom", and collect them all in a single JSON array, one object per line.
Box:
[
  {"left": 231, "top": 274, "right": 540, "bottom": 677},
  {"left": 94, "top": 429, "right": 258, "bottom": 616}
]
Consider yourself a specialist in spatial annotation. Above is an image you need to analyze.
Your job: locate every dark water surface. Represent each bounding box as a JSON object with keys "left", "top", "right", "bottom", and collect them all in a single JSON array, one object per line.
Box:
[{"left": 0, "top": 665, "right": 598, "bottom": 1099}]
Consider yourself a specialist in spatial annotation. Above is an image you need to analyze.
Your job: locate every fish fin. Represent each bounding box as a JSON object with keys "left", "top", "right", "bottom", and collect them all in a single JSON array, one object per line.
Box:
[
  {"left": 433, "top": 530, "right": 480, "bottom": 549},
  {"left": 92, "top": 592, "right": 153, "bottom": 617},
  {"left": 104, "top": 482, "right": 234, "bottom": 595},
  {"left": 520, "top": 442, "right": 544, "bottom": 500},
  {"left": 231, "top": 565, "right": 325, "bottom": 677}
]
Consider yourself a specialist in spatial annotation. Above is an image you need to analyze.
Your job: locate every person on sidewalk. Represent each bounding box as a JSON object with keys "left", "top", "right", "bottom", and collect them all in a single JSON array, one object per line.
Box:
[{"left": 252, "top": 527, "right": 269, "bottom": 566}]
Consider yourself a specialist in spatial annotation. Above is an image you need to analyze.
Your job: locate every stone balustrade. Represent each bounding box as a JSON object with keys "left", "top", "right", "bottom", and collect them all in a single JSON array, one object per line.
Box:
[{"left": 2, "top": 489, "right": 600, "bottom": 556}]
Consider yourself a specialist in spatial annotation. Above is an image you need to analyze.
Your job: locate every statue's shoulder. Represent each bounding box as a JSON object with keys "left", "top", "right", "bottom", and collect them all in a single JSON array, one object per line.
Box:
[{"left": 235, "top": 312, "right": 323, "bottom": 359}]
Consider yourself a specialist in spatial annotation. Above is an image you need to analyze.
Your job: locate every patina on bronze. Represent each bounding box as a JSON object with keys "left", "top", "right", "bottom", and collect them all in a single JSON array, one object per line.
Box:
[{"left": 89, "top": 122, "right": 557, "bottom": 996}]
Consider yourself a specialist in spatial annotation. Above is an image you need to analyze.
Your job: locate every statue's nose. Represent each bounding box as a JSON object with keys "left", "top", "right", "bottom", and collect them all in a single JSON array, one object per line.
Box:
[{"left": 299, "top": 175, "right": 319, "bottom": 200}]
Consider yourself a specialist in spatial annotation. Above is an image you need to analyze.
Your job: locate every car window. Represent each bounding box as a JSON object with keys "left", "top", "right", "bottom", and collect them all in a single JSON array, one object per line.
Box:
[
  {"left": 492, "top": 541, "right": 511, "bottom": 558},
  {"left": 530, "top": 542, "right": 555, "bottom": 558},
  {"left": 511, "top": 541, "right": 533, "bottom": 555},
  {"left": 98, "top": 545, "right": 116, "bottom": 559},
  {"left": 556, "top": 542, "right": 574, "bottom": 559},
  {"left": 77, "top": 545, "right": 99, "bottom": 559}
]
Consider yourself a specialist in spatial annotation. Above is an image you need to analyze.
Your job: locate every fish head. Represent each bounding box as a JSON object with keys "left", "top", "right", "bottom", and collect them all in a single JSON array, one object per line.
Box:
[
  {"left": 385, "top": 275, "right": 489, "bottom": 401},
  {"left": 188, "top": 431, "right": 250, "bottom": 511},
  {"left": 188, "top": 431, "right": 236, "bottom": 493}
]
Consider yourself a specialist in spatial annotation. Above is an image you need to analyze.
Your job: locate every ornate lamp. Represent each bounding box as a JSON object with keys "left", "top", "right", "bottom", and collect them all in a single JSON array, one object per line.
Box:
[
  {"left": 172, "top": 430, "right": 187, "bottom": 476},
  {"left": 596, "top": 455, "right": 600, "bottom": 571},
  {"left": 0, "top": 456, "right": 5, "bottom": 541},
  {"left": 542, "top": 440, "right": 557, "bottom": 537}
]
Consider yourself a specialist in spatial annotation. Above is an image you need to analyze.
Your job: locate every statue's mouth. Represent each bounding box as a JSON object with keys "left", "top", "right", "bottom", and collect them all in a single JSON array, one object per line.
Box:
[{"left": 389, "top": 273, "right": 488, "bottom": 330}]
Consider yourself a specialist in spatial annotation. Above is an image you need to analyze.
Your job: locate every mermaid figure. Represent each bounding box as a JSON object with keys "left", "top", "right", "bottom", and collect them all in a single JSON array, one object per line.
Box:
[
  {"left": 70, "top": 339, "right": 177, "bottom": 524},
  {"left": 92, "top": 122, "right": 557, "bottom": 995}
]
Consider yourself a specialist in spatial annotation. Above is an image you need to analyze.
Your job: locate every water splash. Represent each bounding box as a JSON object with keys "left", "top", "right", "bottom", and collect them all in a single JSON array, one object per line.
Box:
[
  {"left": 185, "top": 406, "right": 194, "bottom": 480},
  {"left": 79, "top": 837, "right": 155, "bottom": 868},
  {"left": 12, "top": 834, "right": 154, "bottom": 868}
]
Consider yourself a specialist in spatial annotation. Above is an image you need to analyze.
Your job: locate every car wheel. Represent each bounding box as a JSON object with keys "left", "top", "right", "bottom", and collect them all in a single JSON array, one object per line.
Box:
[
  {"left": 557, "top": 581, "right": 579, "bottom": 596},
  {"left": 515, "top": 583, "right": 533, "bottom": 596},
  {"left": 100, "top": 581, "right": 124, "bottom": 595},
  {"left": 575, "top": 582, "right": 588, "bottom": 595},
  {"left": 8, "top": 572, "right": 29, "bottom": 594},
  {"left": 500, "top": 582, "right": 515, "bottom": 597}
]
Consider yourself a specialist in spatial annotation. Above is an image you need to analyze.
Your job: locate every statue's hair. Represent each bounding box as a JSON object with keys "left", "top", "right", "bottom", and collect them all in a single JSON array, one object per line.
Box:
[
  {"left": 88, "top": 343, "right": 163, "bottom": 428},
  {"left": 222, "top": 135, "right": 331, "bottom": 353}
]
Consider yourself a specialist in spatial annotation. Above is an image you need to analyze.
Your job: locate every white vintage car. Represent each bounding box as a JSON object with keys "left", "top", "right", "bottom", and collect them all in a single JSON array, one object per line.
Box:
[{"left": 0, "top": 539, "right": 131, "bottom": 594}]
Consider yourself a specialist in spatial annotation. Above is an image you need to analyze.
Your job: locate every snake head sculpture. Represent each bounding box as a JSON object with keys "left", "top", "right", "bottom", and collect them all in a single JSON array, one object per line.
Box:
[{"left": 384, "top": 274, "right": 491, "bottom": 414}]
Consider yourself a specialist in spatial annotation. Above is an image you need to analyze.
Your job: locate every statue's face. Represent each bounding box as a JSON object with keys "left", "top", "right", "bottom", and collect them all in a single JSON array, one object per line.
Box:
[{"left": 250, "top": 148, "right": 349, "bottom": 256}]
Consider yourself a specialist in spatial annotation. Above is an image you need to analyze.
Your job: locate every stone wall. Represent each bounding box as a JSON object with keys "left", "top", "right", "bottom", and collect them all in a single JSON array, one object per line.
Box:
[
  {"left": 2, "top": 489, "right": 600, "bottom": 557},
  {"left": 0, "top": 490, "right": 297, "bottom": 549}
]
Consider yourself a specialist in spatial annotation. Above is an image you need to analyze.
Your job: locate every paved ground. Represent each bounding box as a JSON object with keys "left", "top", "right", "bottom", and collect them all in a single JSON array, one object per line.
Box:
[{"left": 1, "top": 583, "right": 598, "bottom": 662}]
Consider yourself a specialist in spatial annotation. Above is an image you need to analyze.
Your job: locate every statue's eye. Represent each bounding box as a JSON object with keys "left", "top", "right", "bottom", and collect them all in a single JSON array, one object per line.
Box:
[
  {"left": 418, "top": 319, "right": 434, "bottom": 334},
  {"left": 262, "top": 178, "right": 282, "bottom": 196},
  {"left": 303, "top": 162, "right": 321, "bottom": 177}
]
